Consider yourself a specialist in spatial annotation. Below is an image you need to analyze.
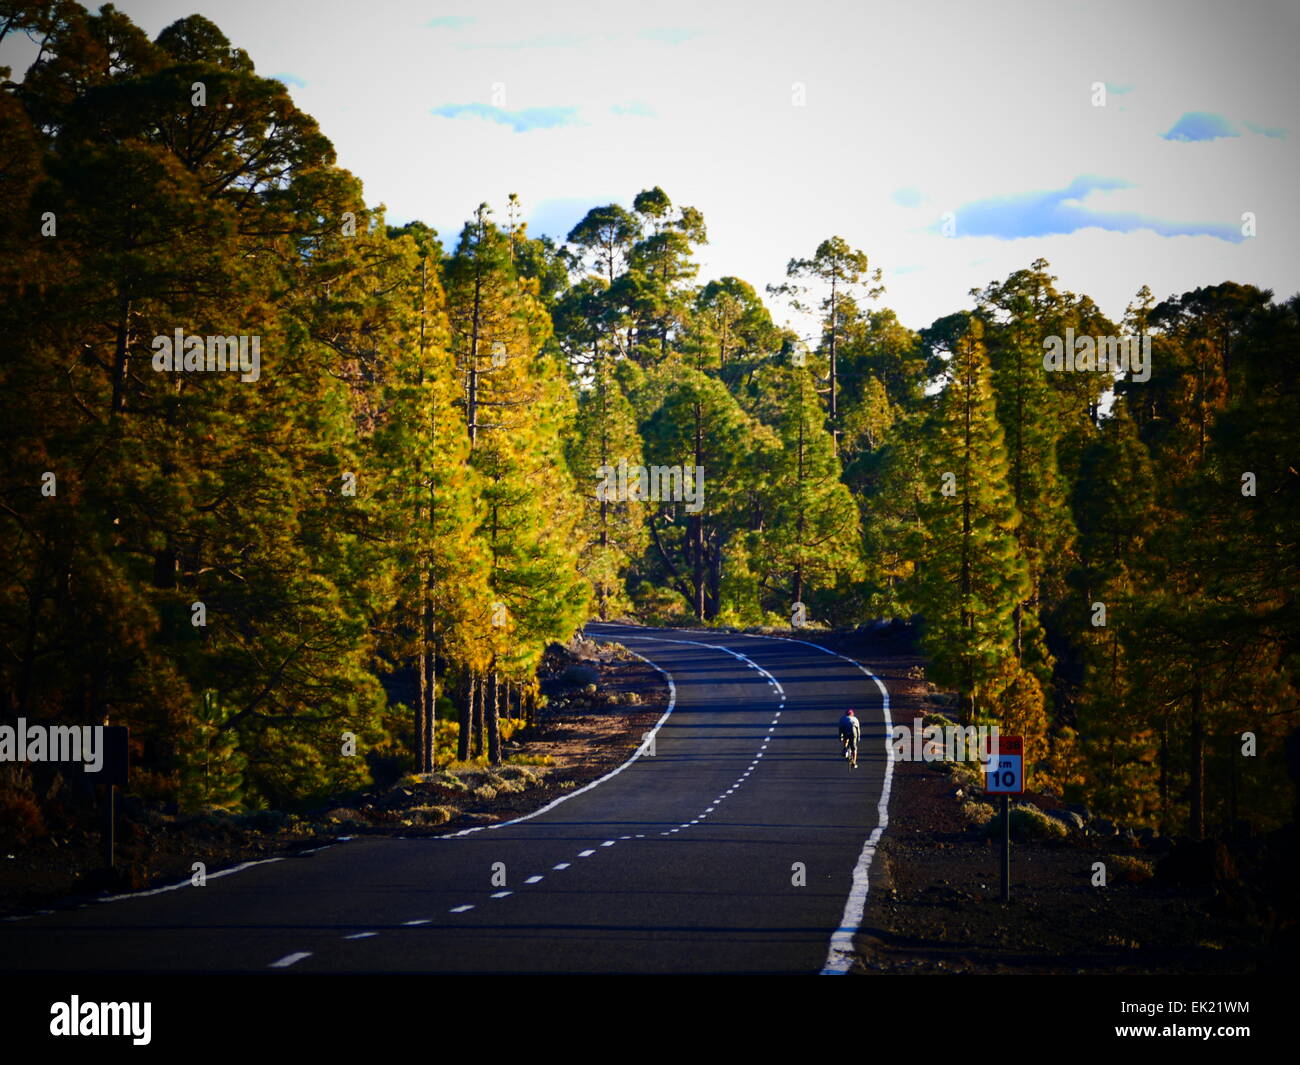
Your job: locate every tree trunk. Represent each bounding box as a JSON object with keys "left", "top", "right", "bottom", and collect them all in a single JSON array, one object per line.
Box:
[
  {"left": 1159, "top": 712, "right": 1169, "bottom": 835},
  {"left": 486, "top": 666, "right": 501, "bottom": 764},
  {"left": 1189, "top": 683, "right": 1205, "bottom": 838},
  {"left": 470, "top": 673, "right": 484, "bottom": 758},
  {"left": 456, "top": 672, "right": 471, "bottom": 762},
  {"left": 692, "top": 400, "right": 705, "bottom": 619}
]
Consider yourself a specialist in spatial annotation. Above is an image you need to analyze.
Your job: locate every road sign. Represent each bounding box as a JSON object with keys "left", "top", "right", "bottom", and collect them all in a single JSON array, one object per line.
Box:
[
  {"left": 102, "top": 725, "right": 129, "bottom": 789},
  {"left": 985, "top": 734, "right": 1024, "bottom": 795}
]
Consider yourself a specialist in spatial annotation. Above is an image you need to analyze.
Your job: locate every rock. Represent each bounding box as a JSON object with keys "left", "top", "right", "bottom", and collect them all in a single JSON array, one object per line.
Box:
[
  {"left": 237, "top": 809, "right": 291, "bottom": 832},
  {"left": 1156, "top": 839, "right": 1237, "bottom": 887},
  {"left": 1045, "top": 808, "right": 1084, "bottom": 832},
  {"left": 1065, "top": 802, "right": 1092, "bottom": 822},
  {"left": 1091, "top": 818, "right": 1118, "bottom": 837},
  {"left": 562, "top": 663, "right": 600, "bottom": 687}
]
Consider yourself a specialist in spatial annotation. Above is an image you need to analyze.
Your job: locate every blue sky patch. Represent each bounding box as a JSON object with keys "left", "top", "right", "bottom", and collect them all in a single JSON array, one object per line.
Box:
[
  {"left": 1163, "top": 111, "right": 1239, "bottom": 141},
  {"left": 1245, "top": 120, "right": 1287, "bottom": 139},
  {"left": 943, "top": 175, "right": 1241, "bottom": 242},
  {"left": 431, "top": 103, "right": 580, "bottom": 132}
]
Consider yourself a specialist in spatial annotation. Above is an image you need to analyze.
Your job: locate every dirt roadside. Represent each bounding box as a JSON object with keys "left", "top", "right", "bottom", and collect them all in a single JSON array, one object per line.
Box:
[
  {"left": 803, "top": 625, "right": 1290, "bottom": 976},
  {"left": 0, "top": 636, "right": 668, "bottom": 918}
]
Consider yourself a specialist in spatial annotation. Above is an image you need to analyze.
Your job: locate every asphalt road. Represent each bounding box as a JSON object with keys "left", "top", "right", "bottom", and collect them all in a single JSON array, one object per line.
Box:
[{"left": 0, "top": 624, "right": 892, "bottom": 974}]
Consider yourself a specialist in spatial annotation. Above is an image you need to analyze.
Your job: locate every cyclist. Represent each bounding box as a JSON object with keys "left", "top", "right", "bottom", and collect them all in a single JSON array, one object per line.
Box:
[{"left": 839, "top": 709, "right": 860, "bottom": 769}]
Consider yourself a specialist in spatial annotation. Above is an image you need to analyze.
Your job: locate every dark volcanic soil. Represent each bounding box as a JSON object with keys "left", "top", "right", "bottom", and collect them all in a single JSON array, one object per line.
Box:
[
  {"left": 0, "top": 641, "right": 669, "bottom": 918},
  {"left": 806, "top": 626, "right": 1284, "bottom": 975}
]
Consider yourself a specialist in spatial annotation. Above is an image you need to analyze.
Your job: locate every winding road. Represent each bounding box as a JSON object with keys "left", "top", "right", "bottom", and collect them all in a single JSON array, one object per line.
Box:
[{"left": 0, "top": 624, "right": 892, "bottom": 975}]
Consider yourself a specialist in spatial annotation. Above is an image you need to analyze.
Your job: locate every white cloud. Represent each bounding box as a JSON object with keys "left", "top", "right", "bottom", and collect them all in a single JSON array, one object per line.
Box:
[{"left": 9, "top": 0, "right": 1294, "bottom": 330}]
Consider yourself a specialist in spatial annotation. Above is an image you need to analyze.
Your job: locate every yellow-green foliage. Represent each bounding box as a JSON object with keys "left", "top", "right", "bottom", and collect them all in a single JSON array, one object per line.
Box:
[
  {"left": 985, "top": 802, "right": 1069, "bottom": 841},
  {"left": 1107, "top": 854, "right": 1155, "bottom": 883}
]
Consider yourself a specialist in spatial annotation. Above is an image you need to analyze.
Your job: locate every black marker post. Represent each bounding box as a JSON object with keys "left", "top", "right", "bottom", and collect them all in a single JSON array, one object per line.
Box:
[
  {"left": 985, "top": 735, "right": 1024, "bottom": 903},
  {"left": 101, "top": 726, "right": 129, "bottom": 871}
]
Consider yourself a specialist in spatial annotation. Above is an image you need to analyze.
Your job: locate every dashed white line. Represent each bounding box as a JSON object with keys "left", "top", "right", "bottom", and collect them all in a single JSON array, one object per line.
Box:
[
  {"left": 402, "top": 918, "right": 431, "bottom": 926},
  {"left": 269, "top": 952, "right": 311, "bottom": 968},
  {"left": 344, "top": 932, "right": 376, "bottom": 939},
  {"left": 491, "top": 891, "right": 512, "bottom": 898},
  {"left": 525, "top": 875, "right": 544, "bottom": 884},
  {"left": 449, "top": 905, "right": 474, "bottom": 913},
  {"left": 553, "top": 862, "right": 570, "bottom": 870},
  {"left": 578, "top": 849, "right": 595, "bottom": 857}
]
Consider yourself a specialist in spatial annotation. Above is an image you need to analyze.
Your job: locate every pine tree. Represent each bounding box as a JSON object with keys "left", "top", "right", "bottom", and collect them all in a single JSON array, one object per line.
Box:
[{"left": 913, "top": 318, "right": 1031, "bottom": 724}]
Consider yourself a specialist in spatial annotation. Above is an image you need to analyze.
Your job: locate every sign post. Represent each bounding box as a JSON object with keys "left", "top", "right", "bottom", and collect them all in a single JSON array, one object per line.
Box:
[
  {"left": 985, "top": 735, "right": 1024, "bottom": 902},
  {"left": 101, "top": 726, "right": 129, "bottom": 871}
]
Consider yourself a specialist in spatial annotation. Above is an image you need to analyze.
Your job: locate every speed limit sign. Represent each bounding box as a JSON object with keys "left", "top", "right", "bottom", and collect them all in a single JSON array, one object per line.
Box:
[{"left": 985, "top": 735, "right": 1024, "bottom": 795}]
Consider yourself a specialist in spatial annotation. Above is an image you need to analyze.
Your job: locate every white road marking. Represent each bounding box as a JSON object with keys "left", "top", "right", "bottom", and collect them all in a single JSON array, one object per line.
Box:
[
  {"left": 440, "top": 646, "right": 677, "bottom": 839},
  {"left": 96, "top": 857, "right": 286, "bottom": 904},
  {"left": 344, "top": 932, "right": 377, "bottom": 939},
  {"left": 449, "top": 905, "right": 474, "bottom": 913},
  {"left": 578, "top": 849, "right": 595, "bottom": 857},
  {"left": 402, "top": 918, "right": 431, "bottom": 925},
  {"left": 600, "top": 840, "right": 616, "bottom": 847},
  {"left": 525, "top": 875, "right": 544, "bottom": 884},
  {"left": 553, "top": 862, "right": 570, "bottom": 870},
  {"left": 491, "top": 891, "right": 512, "bottom": 898},
  {"left": 736, "top": 631, "right": 895, "bottom": 976},
  {"left": 269, "top": 952, "right": 311, "bottom": 968}
]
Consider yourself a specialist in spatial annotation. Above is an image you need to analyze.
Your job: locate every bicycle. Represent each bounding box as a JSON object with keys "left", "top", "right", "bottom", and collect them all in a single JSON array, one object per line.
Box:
[{"left": 841, "top": 732, "right": 859, "bottom": 769}]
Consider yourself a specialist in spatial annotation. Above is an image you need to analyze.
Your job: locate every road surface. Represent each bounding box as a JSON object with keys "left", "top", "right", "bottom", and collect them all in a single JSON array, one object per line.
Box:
[{"left": 0, "top": 624, "right": 892, "bottom": 974}]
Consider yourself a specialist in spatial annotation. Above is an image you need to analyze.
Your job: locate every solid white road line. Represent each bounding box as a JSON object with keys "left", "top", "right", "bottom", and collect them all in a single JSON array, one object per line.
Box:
[
  {"left": 439, "top": 644, "right": 677, "bottom": 839},
  {"left": 736, "top": 630, "right": 894, "bottom": 976}
]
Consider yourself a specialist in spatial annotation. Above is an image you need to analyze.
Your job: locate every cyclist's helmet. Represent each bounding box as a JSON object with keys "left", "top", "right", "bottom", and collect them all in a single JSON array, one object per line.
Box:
[{"left": 847, "top": 709, "right": 855, "bottom": 715}]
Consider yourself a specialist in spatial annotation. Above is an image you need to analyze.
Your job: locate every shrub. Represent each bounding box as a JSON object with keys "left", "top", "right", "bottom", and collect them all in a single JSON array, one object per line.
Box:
[
  {"left": 0, "top": 787, "right": 45, "bottom": 847},
  {"left": 407, "top": 805, "right": 453, "bottom": 826},
  {"left": 984, "top": 803, "right": 1069, "bottom": 842},
  {"left": 1108, "top": 854, "right": 1155, "bottom": 883}
]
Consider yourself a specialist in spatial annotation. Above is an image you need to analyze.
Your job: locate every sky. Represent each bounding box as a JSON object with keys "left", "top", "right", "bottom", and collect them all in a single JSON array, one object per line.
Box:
[{"left": 5, "top": 0, "right": 1298, "bottom": 332}]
